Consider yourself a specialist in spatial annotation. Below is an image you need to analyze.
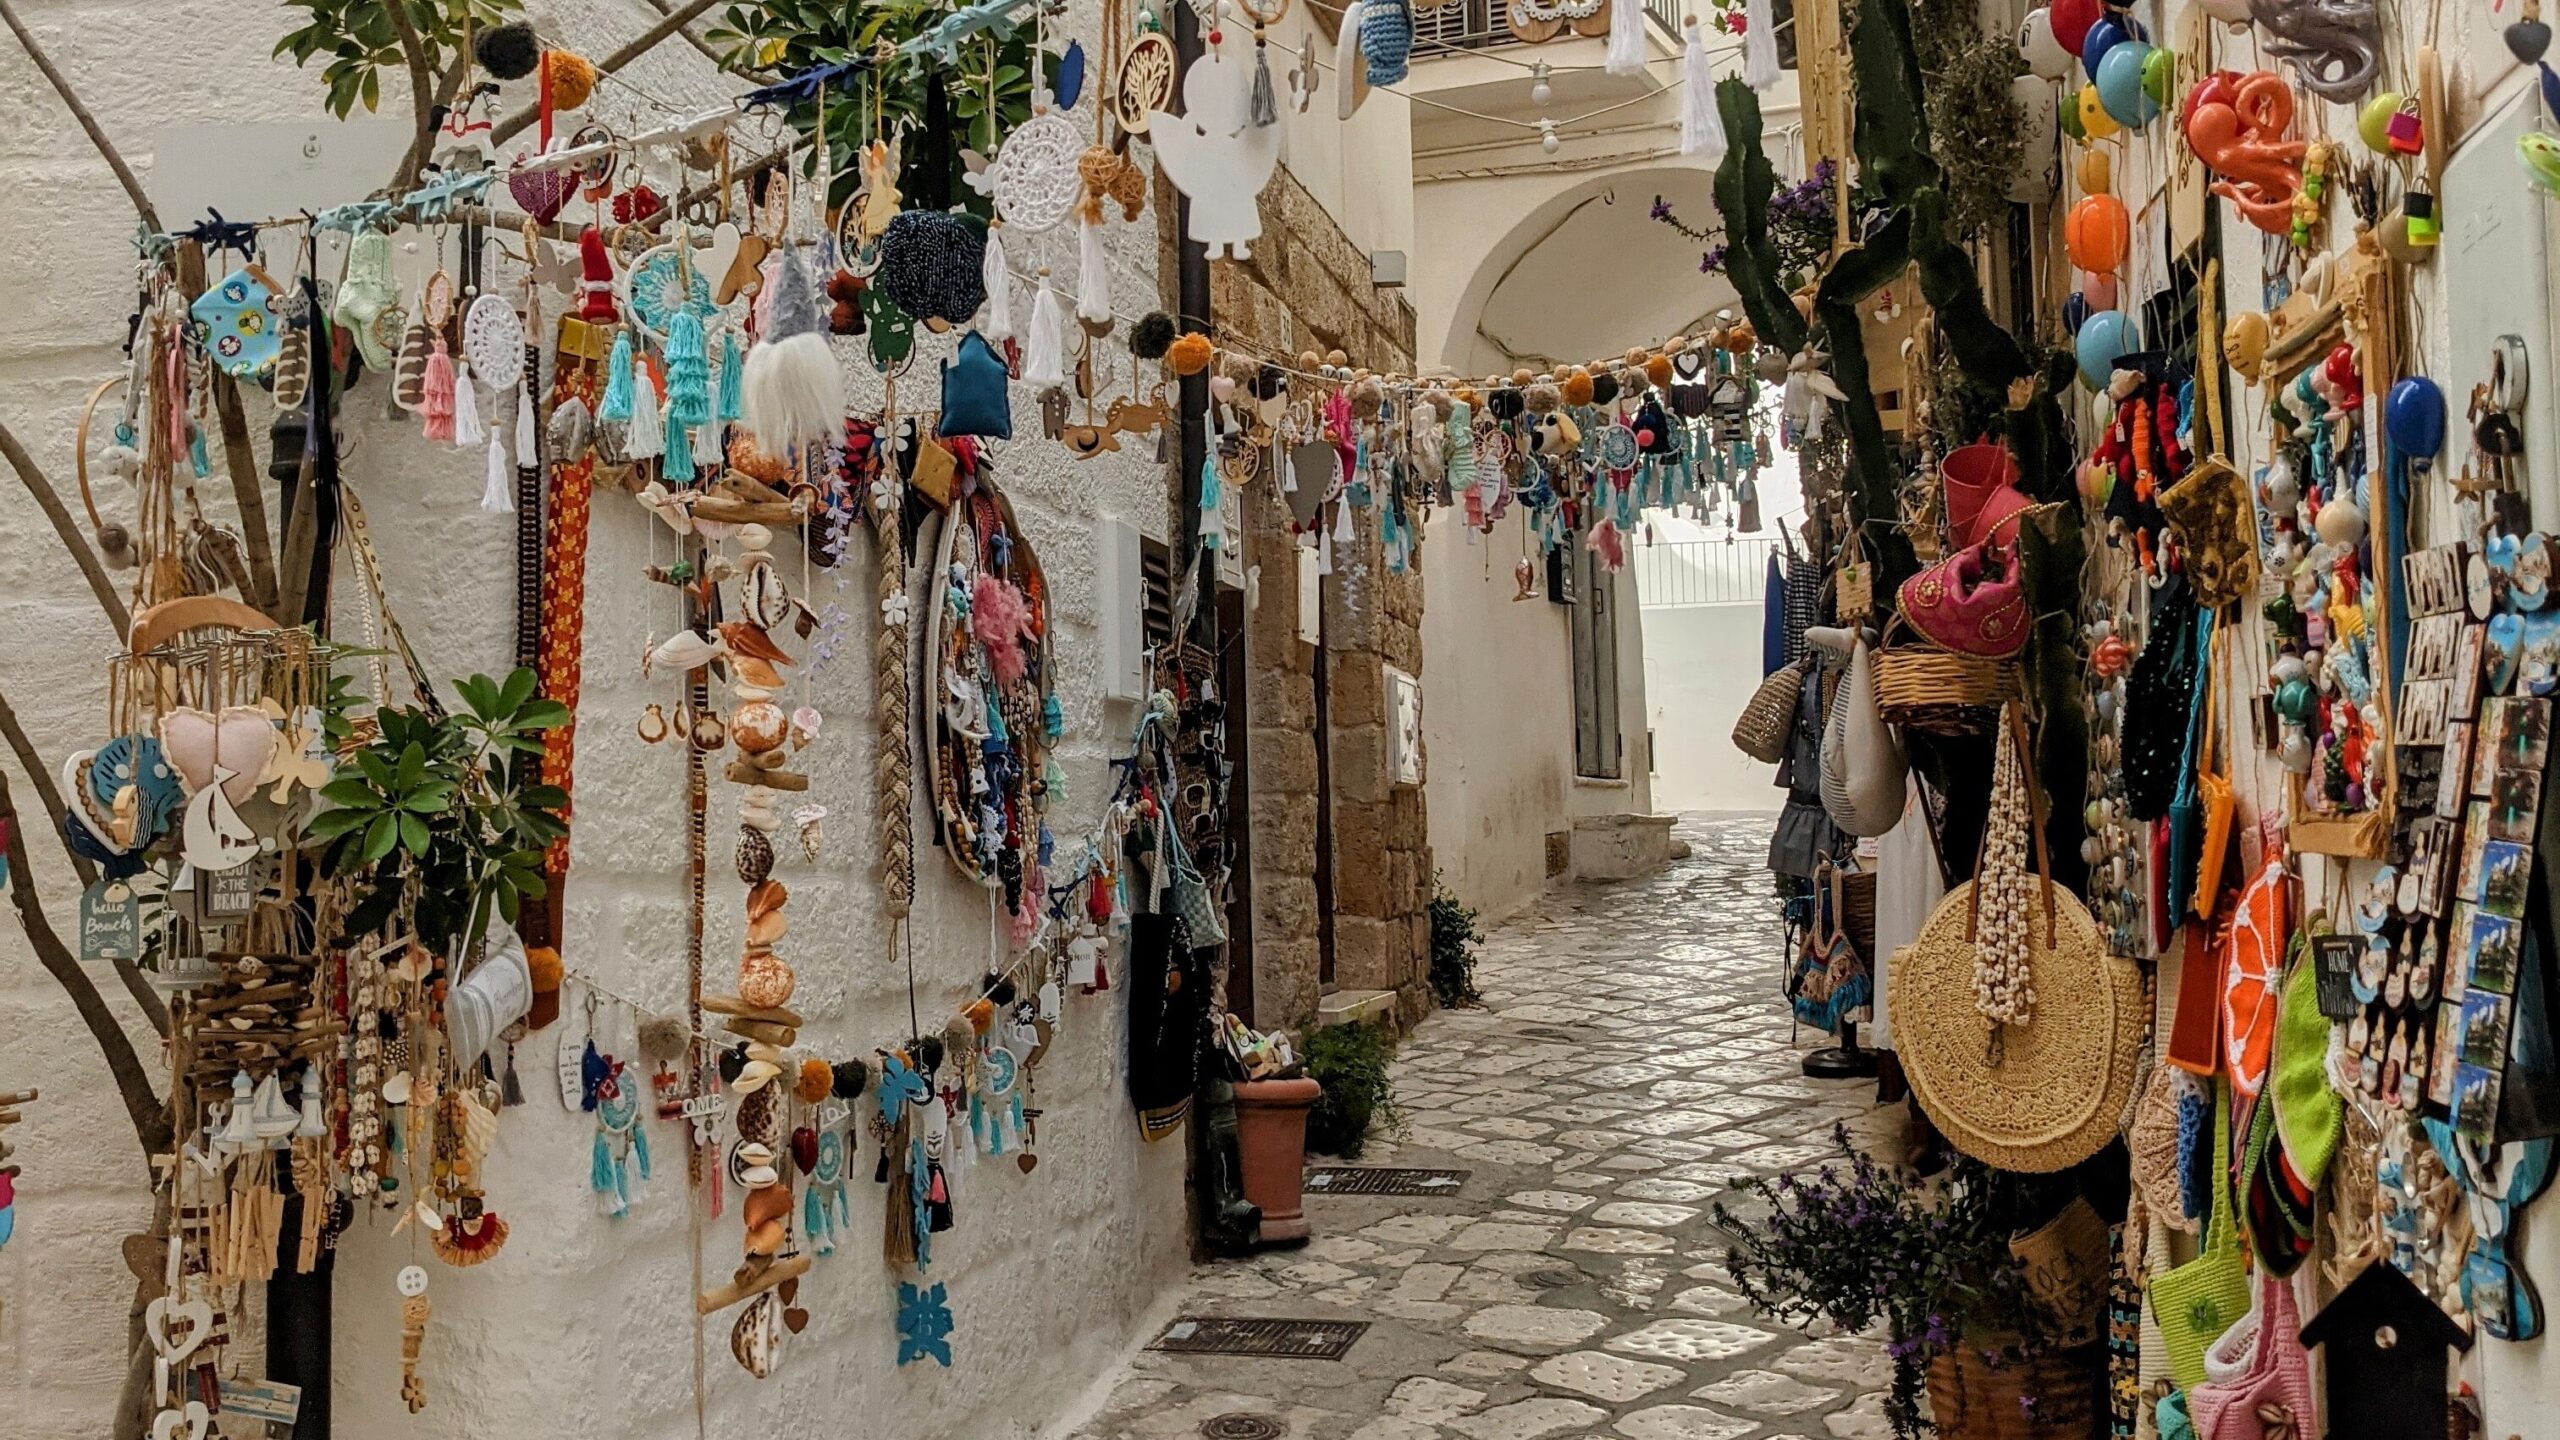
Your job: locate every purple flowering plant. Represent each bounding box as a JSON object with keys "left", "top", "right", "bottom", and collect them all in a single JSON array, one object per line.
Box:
[
  {"left": 1652, "top": 161, "right": 1838, "bottom": 291},
  {"left": 1709, "top": 1126, "right": 2055, "bottom": 1438}
]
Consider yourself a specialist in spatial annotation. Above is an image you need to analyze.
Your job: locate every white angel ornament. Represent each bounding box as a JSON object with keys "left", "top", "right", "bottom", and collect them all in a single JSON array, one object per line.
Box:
[{"left": 1144, "top": 46, "right": 1282, "bottom": 260}]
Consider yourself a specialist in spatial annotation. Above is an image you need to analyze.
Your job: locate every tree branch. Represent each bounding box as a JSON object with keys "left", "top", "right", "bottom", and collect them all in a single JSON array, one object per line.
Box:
[
  {"left": 0, "top": 416, "right": 131, "bottom": 638},
  {"left": 0, "top": 0, "right": 160, "bottom": 232},
  {"left": 637, "top": 0, "right": 733, "bottom": 71},
  {"left": 0, "top": 761, "right": 173, "bottom": 1165},
  {"left": 168, "top": 244, "right": 282, "bottom": 618},
  {"left": 383, "top": 0, "right": 444, "bottom": 197},
  {"left": 0, "top": 684, "right": 169, "bottom": 1038},
  {"left": 489, "top": 0, "right": 731, "bottom": 147}
]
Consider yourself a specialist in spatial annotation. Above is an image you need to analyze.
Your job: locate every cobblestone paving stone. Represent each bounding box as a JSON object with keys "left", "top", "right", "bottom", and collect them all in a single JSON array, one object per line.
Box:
[{"left": 1070, "top": 817, "right": 1904, "bottom": 1440}]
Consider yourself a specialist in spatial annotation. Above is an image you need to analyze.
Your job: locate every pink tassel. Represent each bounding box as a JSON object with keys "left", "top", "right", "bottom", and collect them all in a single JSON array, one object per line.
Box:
[
  {"left": 970, "top": 575, "right": 1032, "bottom": 686},
  {"left": 1587, "top": 517, "right": 1626, "bottom": 571},
  {"left": 421, "top": 342, "right": 456, "bottom": 442}
]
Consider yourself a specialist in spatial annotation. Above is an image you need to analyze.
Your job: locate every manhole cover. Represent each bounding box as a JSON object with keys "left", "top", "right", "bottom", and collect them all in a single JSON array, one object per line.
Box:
[
  {"left": 1520, "top": 1267, "right": 1586, "bottom": 1290},
  {"left": 1303, "top": 1166, "right": 1470, "bottom": 1196},
  {"left": 1149, "top": 1317, "right": 1370, "bottom": 1360},
  {"left": 1200, "top": 1417, "right": 1284, "bottom": 1440}
]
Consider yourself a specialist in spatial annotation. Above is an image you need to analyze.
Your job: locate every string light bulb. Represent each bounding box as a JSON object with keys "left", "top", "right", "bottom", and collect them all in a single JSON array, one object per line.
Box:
[
  {"left": 1529, "top": 60, "right": 1553, "bottom": 107},
  {"left": 1540, "top": 118, "right": 1560, "bottom": 155}
]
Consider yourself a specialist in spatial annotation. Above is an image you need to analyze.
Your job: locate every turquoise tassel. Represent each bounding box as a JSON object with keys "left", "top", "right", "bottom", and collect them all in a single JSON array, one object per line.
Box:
[
  {"left": 632, "top": 1123, "right": 651, "bottom": 1181},
  {"left": 666, "top": 312, "right": 710, "bottom": 427},
  {"left": 1199, "top": 455, "right": 1222, "bottom": 551},
  {"left": 716, "top": 330, "right": 743, "bottom": 423},
  {"left": 591, "top": 1131, "right": 615, "bottom": 1205},
  {"left": 664, "top": 413, "right": 695, "bottom": 483},
  {"left": 599, "top": 331, "right": 635, "bottom": 422},
  {"left": 1043, "top": 694, "right": 1064, "bottom": 738},
  {"left": 188, "top": 427, "right": 210, "bottom": 479}
]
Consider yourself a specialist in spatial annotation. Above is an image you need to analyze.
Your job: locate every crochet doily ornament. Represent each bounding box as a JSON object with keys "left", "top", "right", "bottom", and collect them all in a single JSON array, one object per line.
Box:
[
  {"left": 461, "top": 294, "right": 527, "bottom": 390},
  {"left": 971, "top": 110, "right": 1086, "bottom": 233},
  {"left": 623, "top": 246, "right": 715, "bottom": 342},
  {"left": 874, "top": 212, "right": 988, "bottom": 325}
]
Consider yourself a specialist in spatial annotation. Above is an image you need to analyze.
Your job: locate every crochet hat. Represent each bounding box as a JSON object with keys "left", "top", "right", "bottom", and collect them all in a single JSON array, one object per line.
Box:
[{"left": 2267, "top": 946, "right": 2342, "bottom": 1189}]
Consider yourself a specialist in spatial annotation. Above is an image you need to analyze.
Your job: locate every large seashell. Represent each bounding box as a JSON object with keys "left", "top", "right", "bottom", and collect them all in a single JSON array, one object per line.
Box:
[
  {"left": 736, "top": 826, "right": 774, "bottom": 884},
  {"left": 732, "top": 700, "right": 788, "bottom": 754},
  {"left": 648, "top": 629, "right": 721, "bottom": 676},
  {"left": 738, "top": 950, "right": 795, "bottom": 1009},
  {"left": 742, "top": 560, "right": 790, "bottom": 628}
]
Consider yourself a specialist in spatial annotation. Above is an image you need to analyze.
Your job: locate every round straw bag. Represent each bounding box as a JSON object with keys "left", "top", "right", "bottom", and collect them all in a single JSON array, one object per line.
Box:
[
  {"left": 1731, "top": 660, "right": 1803, "bottom": 764},
  {"left": 1872, "top": 615, "right": 2021, "bottom": 736},
  {"left": 1893, "top": 711, "right": 2143, "bottom": 1173}
]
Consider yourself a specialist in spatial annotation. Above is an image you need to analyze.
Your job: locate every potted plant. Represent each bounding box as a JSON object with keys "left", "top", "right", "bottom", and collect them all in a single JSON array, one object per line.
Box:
[{"left": 1710, "top": 1128, "right": 2106, "bottom": 1440}]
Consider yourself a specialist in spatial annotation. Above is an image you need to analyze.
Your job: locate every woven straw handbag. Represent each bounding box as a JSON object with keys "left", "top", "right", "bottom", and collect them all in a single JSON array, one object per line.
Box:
[
  {"left": 1732, "top": 660, "right": 1804, "bottom": 764},
  {"left": 1893, "top": 709, "right": 2143, "bottom": 1173}
]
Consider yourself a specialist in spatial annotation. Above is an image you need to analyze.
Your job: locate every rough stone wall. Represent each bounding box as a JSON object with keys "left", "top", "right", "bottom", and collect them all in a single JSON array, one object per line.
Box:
[
  {"left": 1213, "top": 166, "right": 1430, "bottom": 1031},
  {"left": 0, "top": 5, "right": 1185, "bottom": 1437}
]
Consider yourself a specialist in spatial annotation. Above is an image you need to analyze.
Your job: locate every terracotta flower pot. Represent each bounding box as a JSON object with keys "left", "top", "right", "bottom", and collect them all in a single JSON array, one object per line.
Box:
[{"left": 1231, "top": 1077, "right": 1323, "bottom": 1245}]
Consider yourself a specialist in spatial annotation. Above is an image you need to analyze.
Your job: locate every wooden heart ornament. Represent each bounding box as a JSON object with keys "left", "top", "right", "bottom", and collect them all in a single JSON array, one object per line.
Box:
[
  {"left": 146, "top": 1295, "right": 213, "bottom": 1365},
  {"left": 150, "top": 1401, "right": 211, "bottom": 1440},
  {"left": 156, "top": 706, "right": 275, "bottom": 805}
]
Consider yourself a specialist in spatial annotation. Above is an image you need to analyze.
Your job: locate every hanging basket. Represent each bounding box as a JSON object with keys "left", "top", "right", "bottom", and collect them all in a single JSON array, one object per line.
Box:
[
  {"left": 1873, "top": 618, "right": 2020, "bottom": 736},
  {"left": 1924, "top": 1341, "right": 2106, "bottom": 1440},
  {"left": 1731, "top": 661, "right": 1804, "bottom": 764}
]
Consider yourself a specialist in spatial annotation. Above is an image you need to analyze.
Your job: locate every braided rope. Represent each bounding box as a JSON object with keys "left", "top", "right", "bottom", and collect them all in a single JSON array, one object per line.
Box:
[{"left": 873, "top": 498, "right": 914, "bottom": 920}]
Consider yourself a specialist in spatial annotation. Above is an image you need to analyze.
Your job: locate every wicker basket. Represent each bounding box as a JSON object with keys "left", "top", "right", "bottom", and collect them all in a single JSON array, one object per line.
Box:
[
  {"left": 1926, "top": 1341, "right": 2106, "bottom": 1440},
  {"left": 1873, "top": 620, "right": 2021, "bottom": 736},
  {"left": 1731, "top": 662, "right": 1803, "bottom": 764}
]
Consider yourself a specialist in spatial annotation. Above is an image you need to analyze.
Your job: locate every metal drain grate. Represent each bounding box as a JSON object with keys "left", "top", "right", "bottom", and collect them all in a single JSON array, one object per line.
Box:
[
  {"left": 1200, "top": 1416, "right": 1285, "bottom": 1440},
  {"left": 1150, "top": 1317, "right": 1370, "bottom": 1360},
  {"left": 1303, "top": 1166, "right": 1469, "bottom": 1196}
]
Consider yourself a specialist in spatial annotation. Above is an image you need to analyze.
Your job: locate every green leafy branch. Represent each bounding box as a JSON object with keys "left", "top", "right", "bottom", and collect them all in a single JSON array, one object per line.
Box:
[{"left": 306, "top": 666, "right": 564, "bottom": 953}]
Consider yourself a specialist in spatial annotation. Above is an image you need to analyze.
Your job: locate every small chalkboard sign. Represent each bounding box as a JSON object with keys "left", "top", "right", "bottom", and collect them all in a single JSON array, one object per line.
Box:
[{"left": 2315, "top": 935, "right": 2361, "bottom": 1020}]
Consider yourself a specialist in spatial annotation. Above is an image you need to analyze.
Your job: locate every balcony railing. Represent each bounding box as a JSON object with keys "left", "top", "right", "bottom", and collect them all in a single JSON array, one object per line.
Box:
[
  {"left": 1632, "top": 536, "right": 1779, "bottom": 609},
  {"left": 1412, "top": 0, "right": 1797, "bottom": 61},
  {"left": 1411, "top": 0, "right": 1684, "bottom": 52}
]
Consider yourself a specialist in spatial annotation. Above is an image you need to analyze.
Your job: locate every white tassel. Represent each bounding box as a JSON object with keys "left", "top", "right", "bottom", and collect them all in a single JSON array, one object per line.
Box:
[
  {"left": 1336, "top": 3, "right": 1367, "bottom": 121},
  {"left": 451, "top": 362, "right": 484, "bottom": 447},
  {"left": 1076, "top": 218, "right": 1112, "bottom": 325},
  {"left": 1022, "top": 275, "right": 1066, "bottom": 388},
  {"left": 1743, "top": 0, "right": 1781, "bottom": 91},
  {"left": 982, "top": 225, "right": 1015, "bottom": 340},
  {"left": 1680, "top": 21, "right": 1728, "bottom": 163},
  {"left": 515, "top": 383, "right": 538, "bottom": 468},
  {"left": 1604, "top": 0, "right": 1645, "bottom": 76},
  {"left": 1332, "top": 498, "right": 1353, "bottom": 544},
  {"left": 741, "top": 333, "right": 845, "bottom": 448},
  {"left": 482, "top": 435, "right": 515, "bottom": 512},
  {"left": 629, "top": 373, "right": 664, "bottom": 459}
]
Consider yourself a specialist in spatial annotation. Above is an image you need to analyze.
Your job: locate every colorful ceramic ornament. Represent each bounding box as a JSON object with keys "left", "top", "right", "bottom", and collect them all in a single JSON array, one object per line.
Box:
[
  {"left": 2096, "top": 42, "right": 2159, "bottom": 126},
  {"left": 2076, "top": 310, "right": 2134, "bottom": 388},
  {"left": 2066, "top": 194, "right": 2130, "bottom": 271},
  {"left": 2186, "top": 71, "right": 2307, "bottom": 235},
  {"left": 1144, "top": 48, "right": 1283, "bottom": 260},
  {"left": 2077, "top": 84, "right": 2121, "bottom": 140},
  {"left": 2018, "top": 7, "right": 2071, "bottom": 78},
  {"left": 2250, "top": 0, "right": 2382, "bottom": 102}
]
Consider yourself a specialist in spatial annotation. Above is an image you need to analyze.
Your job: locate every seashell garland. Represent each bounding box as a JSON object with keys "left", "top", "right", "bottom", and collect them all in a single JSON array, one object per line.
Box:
[{"left": 1972, "top": 710, "right": 2039, "bottom": 1027}]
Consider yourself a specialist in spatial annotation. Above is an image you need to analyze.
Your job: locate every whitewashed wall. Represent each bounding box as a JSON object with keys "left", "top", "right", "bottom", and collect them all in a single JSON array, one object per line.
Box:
[{"left": 0, "top": 3, "right": 1186, "bottom": 1437}]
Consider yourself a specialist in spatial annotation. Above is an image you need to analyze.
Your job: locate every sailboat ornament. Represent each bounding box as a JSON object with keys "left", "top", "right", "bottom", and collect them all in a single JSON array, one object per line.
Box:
[{"left": 180, "top": 766, "right": 261, "bottom": 872}]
